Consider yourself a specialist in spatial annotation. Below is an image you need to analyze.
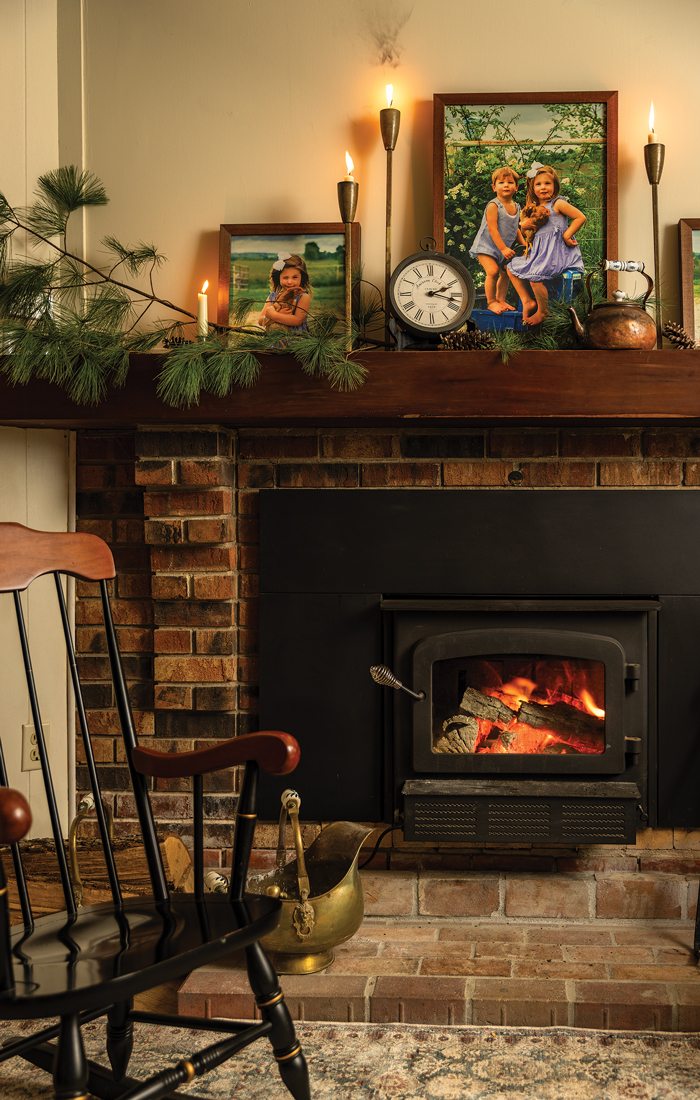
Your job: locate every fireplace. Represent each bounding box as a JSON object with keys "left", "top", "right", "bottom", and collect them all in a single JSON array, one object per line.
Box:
[
  {"left": 259, "top": 488, "right": 700, "bottom": 837},
  {"left": 384, "top": 599, "right": 651, "bottom": 844}
]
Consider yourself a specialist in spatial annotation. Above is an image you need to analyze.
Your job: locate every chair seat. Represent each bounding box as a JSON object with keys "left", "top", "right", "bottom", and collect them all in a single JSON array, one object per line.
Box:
[{"left": 0, "top": 893, "right": 281, "bottom": 1020}]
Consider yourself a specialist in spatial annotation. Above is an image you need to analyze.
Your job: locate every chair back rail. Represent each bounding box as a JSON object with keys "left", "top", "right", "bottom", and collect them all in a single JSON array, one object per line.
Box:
[{"left": 0, "top": 524, "right": 115, "bottom": 592}]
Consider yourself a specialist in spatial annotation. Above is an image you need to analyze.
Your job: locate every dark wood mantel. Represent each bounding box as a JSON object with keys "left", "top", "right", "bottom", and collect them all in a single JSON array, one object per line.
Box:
[{"left": 2, "top": 349, "right": 700, "bottom": 427}]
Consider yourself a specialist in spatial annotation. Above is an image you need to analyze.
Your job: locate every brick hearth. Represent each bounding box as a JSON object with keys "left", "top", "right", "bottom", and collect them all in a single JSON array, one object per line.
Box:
[
  {"left": 73, "top": 422, "right": 700, "bottom": 1026},
  {"left": 178, "top": 869, "right": 700, "bottom": 1030}
]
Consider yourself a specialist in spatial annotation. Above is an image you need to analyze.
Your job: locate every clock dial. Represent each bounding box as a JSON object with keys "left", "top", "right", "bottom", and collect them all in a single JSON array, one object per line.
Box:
[{"left": 389, "top": 253, "right": 474, "bottom": 336}]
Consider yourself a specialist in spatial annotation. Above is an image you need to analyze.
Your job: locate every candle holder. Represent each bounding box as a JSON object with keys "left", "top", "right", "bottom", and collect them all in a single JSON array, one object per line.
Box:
[
  {"left": 380, "top": 107, "right": 401, "bottom": 348},
  {"left": 337, "top": 180, "right": 359, "bottom": 350},
  {"left": 644, "top": 142, "right": 665, "bottom": 348}
]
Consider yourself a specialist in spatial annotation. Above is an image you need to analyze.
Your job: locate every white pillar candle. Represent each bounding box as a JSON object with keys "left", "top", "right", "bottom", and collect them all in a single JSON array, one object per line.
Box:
[{"left": 197, "top": 280, "right": 209, "bottom": 337}]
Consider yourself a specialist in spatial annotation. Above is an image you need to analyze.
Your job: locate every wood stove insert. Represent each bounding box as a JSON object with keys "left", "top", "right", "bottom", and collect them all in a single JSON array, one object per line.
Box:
[{"left": 259, "top": 489, "right": 700, "bottom": 834}]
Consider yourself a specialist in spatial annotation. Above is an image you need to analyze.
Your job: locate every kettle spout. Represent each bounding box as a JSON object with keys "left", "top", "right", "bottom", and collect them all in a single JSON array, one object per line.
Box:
[{"left": 569, "top": 306, "right": 585, "bottom": 341}]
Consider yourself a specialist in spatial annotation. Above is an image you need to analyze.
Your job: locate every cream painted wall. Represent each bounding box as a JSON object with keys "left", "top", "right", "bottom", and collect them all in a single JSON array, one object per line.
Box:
[
  {"left": 1, "top": 2, "right": 73, "bottom": 834},
  {"left": 78, "top": 0, "right": 699, "bottom": 321}
]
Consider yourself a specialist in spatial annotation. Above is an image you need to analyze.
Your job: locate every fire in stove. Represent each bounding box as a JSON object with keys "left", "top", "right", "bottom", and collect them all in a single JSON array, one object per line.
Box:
[{"left": 434, "top": 656, "right": 605, "bottom": 757}]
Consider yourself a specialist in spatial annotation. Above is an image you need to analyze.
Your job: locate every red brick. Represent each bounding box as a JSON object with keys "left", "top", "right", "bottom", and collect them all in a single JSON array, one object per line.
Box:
[
  {"left": 237, "top": 545, "right": 257, "bottom": 572},
  {"left": 144, "top": 520, "right": 184, "bottom": 545},
  {"left": 78, "top": 432, "right": 134, "bottom": 462},
  {"left": 135, "top": 460, "right": 175, "bottom": 486},
  {"left": 194, "top": 685, "right": 238, "bottom": 711},
  {"left": 151, "top": 575, "right": 189, "bottom": 600},
  {"left": 595, "top": 873, "right": 684, "bottom": 918},
  {"left": 154, "top": 656, "right": 236, "bottom": 683},
  {"left": 361, "top": 463, "right": 440, "bottom": 487},
  {"left": 116, "top": 574, "right": 151, "bottom": 598},
  {"left": 154, "top": 628, "right": 192, "bottom": 653},
  {"left": 517, "top": 461, "right": 595, "bottom": 487},
  {"left": 186, "top": 517, "right": 235, "bottom": 544},
  {"left": 322, "top": 433, "right": 395, "bottom": 459},
  {"left": 238, "top": 600, "right": 258, "bottom": 628},
  {"left": 472, "top": 977, "right": 569, "bottom": 1026},
  {"left": 444, "top": 461, "right": 514, "bottom": 486},
  {"left": 110, "top": 600, "right": 152, "bottom": 626},
  {"left": 136, "top": 430, "right": 232, "bottom": 459},
  {"left": 239, "top": 434, "right": 319, "bottom": 460},
  {"left": 154, "top": 685, "right": 193, "bottom": 709},
  {"left": 115, "top": 627, "right": 152, "bottom": 653},
  {"left": 114, "top": 519, "right": 145, "bottom": 543},
  {"left": 151, "top": 546, "right": 236, "bottom": 571},
  {"left": 572, "top": 980, "right": 673, "bottom": 1030},
  {"left": 237, "top": 515, "right": 258, "bottom": 544},
  {"left": 683, "top": 463, "right": 700, "bottom": 486},
  {"left": 238, "top": 464, "right": 275, "bottom": 489},
  {"left": 277, "top": 464, "right": 359, "bottom": 488},
  {"left": 505, "top": 873, "right": 592, "bottom": 918},
  {"left": 178, "top": 459, "right": 234, "bottom": 487},
  {"left": 192, "top": 574, "right": 235, "bottom": 600},
  {"left": 143, "top": 489, "right": 233, "bottom": 517},
  {"left": 370, "top": 976, "right": 468, "bottom": 1024},
  {"left": 236, "top": 656, "right": 258, "bottom": 683},
  {"left": 643, "top": 429, "right": 700, "bottom": 457},
  {"left": 560, "top": 431, "right": 641, "bottom": 458},
  {"left": 419, "top": 874, "right": 500, "bottom": 917},
  {"left": 237, "top": 492, "right": 259, "bottom": 515},
  {"left": 361, "top": 871, "right": 417, "bottom": 916},
  {"left": 598, "top": 461, "right": 683, "bottom": 486},
  {"left": 195, "top": 629, "right": 235, "bottom": 655}
]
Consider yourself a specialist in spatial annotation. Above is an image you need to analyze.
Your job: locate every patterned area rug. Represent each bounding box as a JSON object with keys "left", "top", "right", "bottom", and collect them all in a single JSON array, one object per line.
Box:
[{"left": 0, "top": 1020, "right": 699, "bottom": 1098}]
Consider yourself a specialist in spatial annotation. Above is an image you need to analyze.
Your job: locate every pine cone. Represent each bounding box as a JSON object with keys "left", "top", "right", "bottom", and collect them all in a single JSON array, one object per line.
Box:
[
  {"left": 440, "top": 327, "right": 496, "bottom": 351},
  {"left": 662, "top": 321, "right": 696, "bottom": 349}
]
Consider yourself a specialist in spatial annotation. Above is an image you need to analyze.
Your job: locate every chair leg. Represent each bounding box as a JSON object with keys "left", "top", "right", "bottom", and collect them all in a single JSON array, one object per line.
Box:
[
  {"left": 246, "top": 941, "right": 311, "bottom": 1100},
  {"left": 53, "top": 1014, "right": 88, "bottom": 1100},
  {"left": 107, "top": 998, "right": 134, "bottom": 1081}
]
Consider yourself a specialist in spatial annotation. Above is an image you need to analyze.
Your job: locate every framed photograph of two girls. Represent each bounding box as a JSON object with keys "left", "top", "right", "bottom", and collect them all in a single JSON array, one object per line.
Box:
[{"left": 433, "top": 92, "right": 618, "bottom": 332}]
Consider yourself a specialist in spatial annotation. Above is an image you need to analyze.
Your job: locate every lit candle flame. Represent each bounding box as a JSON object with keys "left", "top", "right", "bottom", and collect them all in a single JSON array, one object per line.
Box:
[
  {"left": 201, "top": 280, "right": 209, "bottom": 294},
  {"left": 345, "top": 151, "right": 354, "bottom": 177},
  {"left": 385, "top": 83, "right": 393, "bottom": 108}
]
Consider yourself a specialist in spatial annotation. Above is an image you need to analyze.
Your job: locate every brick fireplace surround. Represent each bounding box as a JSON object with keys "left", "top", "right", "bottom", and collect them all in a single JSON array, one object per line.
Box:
[
  {"left": 70, "top": 421, "right": 700, "bottom": 1028},
  {"left": 7, "top": 340, "right": 700, "bottom": 1028}
]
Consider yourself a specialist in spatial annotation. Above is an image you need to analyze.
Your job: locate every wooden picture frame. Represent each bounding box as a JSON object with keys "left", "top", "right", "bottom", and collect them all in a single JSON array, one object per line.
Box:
[
  {"left": 218, "top": 222, "right": 361, "bottom": 329},
  {"left": 432, "top": 92, "right": 618, "bottom": 329},
  {"left": 679, "top": 219, "right": 700, "bottom": 339}
]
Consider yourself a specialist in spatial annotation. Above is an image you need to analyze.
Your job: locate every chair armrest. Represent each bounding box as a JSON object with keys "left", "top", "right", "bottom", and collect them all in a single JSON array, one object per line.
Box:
[
  {"left": 0, "top": 788, "right": 32, "bottom": 844},
  {"left": 131, "top": 730, "right": 300, "bottom": 779}
]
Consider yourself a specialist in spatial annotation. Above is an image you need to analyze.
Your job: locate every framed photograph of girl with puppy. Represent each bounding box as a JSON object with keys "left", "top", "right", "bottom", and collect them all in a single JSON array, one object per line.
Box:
[
  {"left": 218, "top": 222, "right": 361, "bottom": 330},
  {"left": 433, "top": 92, "right": 617, "bottom": 331}
]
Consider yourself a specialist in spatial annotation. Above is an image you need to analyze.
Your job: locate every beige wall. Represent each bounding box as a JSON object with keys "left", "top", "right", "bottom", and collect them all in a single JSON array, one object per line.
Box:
[
  {"left": 1, "top": 2, "right": 72, "bottom": 833},
  {"left": 77, "top": 0, "right": 699, "bottom": 321}
]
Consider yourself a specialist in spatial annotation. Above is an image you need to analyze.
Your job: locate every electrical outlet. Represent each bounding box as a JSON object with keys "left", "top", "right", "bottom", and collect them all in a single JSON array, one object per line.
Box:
[{"left": 21, "top": 723, "right": 49, "bottom": 772}]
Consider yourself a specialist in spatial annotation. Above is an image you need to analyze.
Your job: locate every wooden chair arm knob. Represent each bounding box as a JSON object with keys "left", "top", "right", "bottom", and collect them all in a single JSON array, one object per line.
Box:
[
  {"left": 131, "top": 731, "right": 300, "bottom": 779},
  {"left": 0, "top": 788, "right": 32, "bottom": 844}
]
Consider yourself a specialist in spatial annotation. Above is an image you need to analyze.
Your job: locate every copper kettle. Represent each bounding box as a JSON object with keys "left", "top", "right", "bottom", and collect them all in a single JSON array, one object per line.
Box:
[{"left": 569, "top": 260, "right": 656, "bottom": 350}]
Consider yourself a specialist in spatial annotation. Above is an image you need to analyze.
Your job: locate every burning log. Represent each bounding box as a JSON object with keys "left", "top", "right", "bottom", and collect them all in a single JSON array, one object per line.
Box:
[
  {"left": 517, "top": 699, "right": 603, "bottom": 740},
  {"left": 437, "top": 715, "right": 479, "bottom": 753},
  {"left": 459, "top": 687, "right": 516, "bottom": 726}
]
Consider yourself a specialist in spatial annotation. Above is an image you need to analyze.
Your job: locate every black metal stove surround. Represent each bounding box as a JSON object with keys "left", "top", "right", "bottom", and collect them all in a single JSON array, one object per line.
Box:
[{"left": 259, "top": 490, "right": 700, "bottom": 838}]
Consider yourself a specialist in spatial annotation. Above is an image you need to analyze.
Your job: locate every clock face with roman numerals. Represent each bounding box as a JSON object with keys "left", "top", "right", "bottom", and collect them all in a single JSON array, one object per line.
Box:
[{"left": 388, "top": 250, "right": 475, "bottom": 336}]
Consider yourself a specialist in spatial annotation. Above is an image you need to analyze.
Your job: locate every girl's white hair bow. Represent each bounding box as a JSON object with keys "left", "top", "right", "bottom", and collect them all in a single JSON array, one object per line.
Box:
[
  {"left": 526, "top": 161, "right": 545, "bottom": 179},
  {"left": 272, "top": 252, "right": 292, "bottom": 271}
]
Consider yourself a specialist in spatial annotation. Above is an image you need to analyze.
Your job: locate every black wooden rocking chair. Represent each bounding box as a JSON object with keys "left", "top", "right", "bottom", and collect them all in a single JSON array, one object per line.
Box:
[{"left": 0, "top": 522, "right": 311, "bottom": 1099}]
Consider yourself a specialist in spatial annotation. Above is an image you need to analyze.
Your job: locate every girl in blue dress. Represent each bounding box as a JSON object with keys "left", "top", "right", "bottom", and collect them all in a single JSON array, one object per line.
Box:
[
  {"left": 258, "top": 253, "right": 312, "bottom": 332},
  {"left": 469, "top": 167, "right": 524, "bottom": 314},
  {"left": 507, "top": 164, "right": 586, "bottom": 326}
]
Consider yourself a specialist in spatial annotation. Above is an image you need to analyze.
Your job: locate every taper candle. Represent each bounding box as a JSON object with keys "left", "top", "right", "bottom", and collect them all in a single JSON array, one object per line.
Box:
[
  {"left": 197, "top": 280, "right": 209, "bottom": 338},
  {"left": 380, "top": 83, "right": 401, "bottom": 348}
]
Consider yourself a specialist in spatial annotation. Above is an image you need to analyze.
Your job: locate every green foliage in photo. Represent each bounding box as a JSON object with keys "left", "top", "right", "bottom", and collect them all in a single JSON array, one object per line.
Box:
[{"left": 443, "top": 102, "right": 607, "bottom": 296}]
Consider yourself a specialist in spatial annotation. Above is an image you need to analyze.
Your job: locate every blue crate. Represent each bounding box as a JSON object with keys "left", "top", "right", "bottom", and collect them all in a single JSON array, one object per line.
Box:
[{"left": 470, "top": 308, "right": 524, "bottom": 332}]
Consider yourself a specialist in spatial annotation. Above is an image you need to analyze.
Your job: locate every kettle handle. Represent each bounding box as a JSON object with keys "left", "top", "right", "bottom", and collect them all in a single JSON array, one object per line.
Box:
[{"left": 585, "top": 262, "right": 654, "bottom": 309}]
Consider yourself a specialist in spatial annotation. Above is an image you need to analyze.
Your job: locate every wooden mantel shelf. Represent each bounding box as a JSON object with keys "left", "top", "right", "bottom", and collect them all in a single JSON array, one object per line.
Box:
[{"left": 2, "top": 349, "right": 700, "bottom": 428}]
